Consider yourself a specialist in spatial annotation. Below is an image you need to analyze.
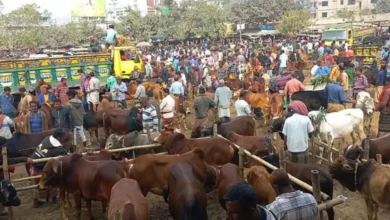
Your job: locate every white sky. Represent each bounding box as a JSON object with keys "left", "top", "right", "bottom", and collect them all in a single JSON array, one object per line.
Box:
[{"left": 2, "top": 0, "right": 85, "bottom": 24}]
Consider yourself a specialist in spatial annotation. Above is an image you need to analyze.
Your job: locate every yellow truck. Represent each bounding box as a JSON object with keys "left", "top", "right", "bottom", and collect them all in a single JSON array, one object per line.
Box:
[{"left": 322, "top": 26, "right": 376, "bottom": 47}]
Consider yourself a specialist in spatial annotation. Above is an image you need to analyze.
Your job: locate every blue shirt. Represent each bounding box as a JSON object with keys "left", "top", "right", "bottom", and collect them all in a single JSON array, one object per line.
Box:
[
  {"left": 170, "top": 81, "right": 184, "bottom": 96},
  {"left": 30, "top": 111, "right": 43, "bottom": 133},
  {"left": 314, "top": 66, "right": 330, "bottom": 76},
  {"left": 376, "top": 69, "right": 387, "bottom": 86},
  {"left": 326, "top": 82, "right": 348, "bottom": 104},
  {"left": 381, "top": 50, "right": 388, "bottom": 59},
  {"left": 105, "top": 28, "right": 117, "bottom": 44},
  {"left": 318, "top": 47, "right": 325, "bottom": 57},
  {"left": 0, "top": 94, "right": 14, "bottom": 114}
]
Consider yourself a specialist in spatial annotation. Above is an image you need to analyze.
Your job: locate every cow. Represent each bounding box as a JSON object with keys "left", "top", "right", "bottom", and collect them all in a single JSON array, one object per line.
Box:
[
  {"left": 108, "top": 179, "right": 149, "bottom": 220},
  {"left": 226, "top": 132, "right": 274, "bottom": 167},
  {"left": 83, "top": 111, "right": 105, "bottom": 143},
  {"left": 13, "top": 113, "right": 27, "bottom": 132},
  {"left": 226, "top": 78, "right": 243, "bottom": 92},
  {"left": 267, "top": 93, "right": 284, "bottom": 131},
  {"left": 156, "top": 132, "right": 235, "bottom": 165},
  {"left": 191, "top": 115, "right": 256, "bottom": 138},
  {"left": 97, "top": 93, "right": 113, "bottom": 112},
  {"left": 141, "top": 82, "right": 163, "bottom": 101},
  {"left": 344, "top": 133, "right": 390, "bottom": 164},
  {"left": 174, "top": 95, "right": 191, "bottom": 131},
  {"left": 244, "top": 90, "right": 269, "bottom": 124},
  {"left": 355, "top": 91, "right": 375, "bottom": 133},
  {"left": 247, "top": 166, "right": 276, "bottom": 206},
  {"left": 262, "top": 154, "right": 335, "bottom": 220},
  {"left": 163, "top": 163, "right": 208, "bottom": 220},
  {"left": 38, "top": 153, "right": 127, "bottom": 220},
  {"left": 291, "top": 90, "right": 328, "bottom": 111},
  {"left": 215, "top": 163, "right": 245, "bottom": 210},
  {"left": 124, "top": 148, "right": 218, "bottom": 196},
  {"left": 308, "top": 108, "right": 366, "bottom": 162},
  {"left": 330, "top": 157, "right": 390, "bottom": 220}
]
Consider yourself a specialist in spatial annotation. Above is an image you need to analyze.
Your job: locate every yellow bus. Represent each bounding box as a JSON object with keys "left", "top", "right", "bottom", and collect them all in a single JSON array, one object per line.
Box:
[{"left": 322, "top": 26, "right": 376, "bottom": 47}]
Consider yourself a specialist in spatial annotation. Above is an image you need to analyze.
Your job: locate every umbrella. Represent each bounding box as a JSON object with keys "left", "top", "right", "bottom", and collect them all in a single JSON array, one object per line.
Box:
[{"left": 136, "top": 42, "right": 151, "bottom": 47}]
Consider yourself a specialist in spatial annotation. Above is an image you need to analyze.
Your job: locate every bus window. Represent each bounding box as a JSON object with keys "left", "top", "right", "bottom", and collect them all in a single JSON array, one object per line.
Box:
[{"left": 348, "top": 30, "right": 352, "bottom": 39}]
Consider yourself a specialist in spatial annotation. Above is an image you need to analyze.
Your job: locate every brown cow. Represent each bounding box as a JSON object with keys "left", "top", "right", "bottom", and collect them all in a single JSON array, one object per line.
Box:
[
  {"left": 247, "top": 166, "right": 276, "bottom": 206},
  {"left": 267, "top": 93, "right": 284, "bottom": 134},
  {"left": 164, "top": 163, "right": 208, "bottom": 220},
  {"left": 216, "top": 163, "right": 245, "bottom": 210},
  {"left": 226, "top": 78, "right": 243, "bottom": 92},
  {"left": 108, "top": 179, "right": 149, "bottom": 220},
  {"left": 97, "top": 93, "right": 113, "bottom": 112},
  {"left": 38, "top": 153, "right": 127, "bottom": 220},
  {"left": 125, "top": 148, "right": 218, "bottom": 196},
  {"left": 244, "top": 90, "right": 269, "bottom": 126},
  {"left": 330, "top": 157, "right": 390, "bottom": 220},
  {"left": 156, "top": 132, "right": 235, "bottom": 165},
  {"left": 129, "top": 82, "right": 163, "bottom": 101},
  {"left": 344, "top": 134, "right": 390, "bottom": 164}
]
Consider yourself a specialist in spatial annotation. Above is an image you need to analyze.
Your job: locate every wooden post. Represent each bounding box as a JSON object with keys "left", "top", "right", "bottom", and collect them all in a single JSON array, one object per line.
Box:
[
  {"left": 376, "top": 154, "right": 382, "bottom": 165},
  {"left": 2, "top": 147, "right": 13, "bottom": 219},
  {"left": 363, "top": 139, "right": 370, "bottom": 161},
  {"left": 311, "top": 138, "right": 316, "bottom": 163},
  {"left": 238, "top": 148, "right": 245, "bottom": 178},
  {"left": 86, "top": 147, "right": 93, "bottom": 155},
  {"left": 114, "top": 211, "right": 121, "bottom": 220},
  {"left": 311, "top": 170, "right": 323, "bottom": 220},
  {"left": 279, "top": 147, "right": 285, "bottom": 170},
  {"left": 146, "top": 125, "right": 155, "bottom": 154},
  {"left": 213, "top": 123, "right": 218, "bottom": 137}
]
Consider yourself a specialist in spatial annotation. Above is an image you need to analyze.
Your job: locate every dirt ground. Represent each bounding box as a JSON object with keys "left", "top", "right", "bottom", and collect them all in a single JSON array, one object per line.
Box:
[{"left": 8, "top": 72, "right": 390, "bottom": 220}]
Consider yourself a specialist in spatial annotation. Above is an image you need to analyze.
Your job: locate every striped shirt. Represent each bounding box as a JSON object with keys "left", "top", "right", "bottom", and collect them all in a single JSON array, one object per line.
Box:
[
  {"left": 268, "top": 191, "right": 319, "bottom": 220},
  {"left": 142, "top": 104, "right": 159, "bottom": 133}
]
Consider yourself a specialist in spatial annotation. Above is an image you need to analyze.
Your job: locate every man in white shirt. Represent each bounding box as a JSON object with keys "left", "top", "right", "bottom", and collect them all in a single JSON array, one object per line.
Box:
[
  {"left": 306, "top": 41, "right": 313, "bottom": 54},
  {"left": 279, "top": 50, "right": 288, "bottom": 75},
  {"left": 160, "top": 88, "right": 176, "bottom": 131},
  {"left": 87, "top": 72, "right": 100, "bottom": 112},
  {"left": 235, "top": 90, "right": 251, "bottom": 116},
  {"left": 0, "top": 113, "right": 14, "bottom": 139},
  {"left": 311, "top": 60, "right": 319, "bottom": 76}
]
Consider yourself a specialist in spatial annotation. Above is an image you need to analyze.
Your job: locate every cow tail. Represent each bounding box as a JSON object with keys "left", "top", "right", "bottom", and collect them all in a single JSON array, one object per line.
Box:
[
  {"left": 163, "top": 186, "right": 169, "bottom": 203},
  {"left": 103, "top": 112, "right": 106, "bottom": 128}
]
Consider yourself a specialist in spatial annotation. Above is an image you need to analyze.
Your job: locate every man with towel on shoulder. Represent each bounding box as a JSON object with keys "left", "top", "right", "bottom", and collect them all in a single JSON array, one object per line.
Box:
[{"left": 282, "top": 101, "right": 317, "bottom": 164}]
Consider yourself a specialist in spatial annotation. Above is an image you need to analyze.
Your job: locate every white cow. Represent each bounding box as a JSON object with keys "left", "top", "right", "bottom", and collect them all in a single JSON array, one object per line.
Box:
[
  {"left": 308, "top": 108, "right": 366, "bottom": 162},
  {"left": 355, "top": 91, "right": 375, "bottom": 133}
]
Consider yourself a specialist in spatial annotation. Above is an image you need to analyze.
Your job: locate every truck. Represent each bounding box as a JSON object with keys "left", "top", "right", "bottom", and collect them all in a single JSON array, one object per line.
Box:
[
  {"left": 322, "top": 25, "right": 376, "bottom": 47},
  {"left": 0, "top": 46, "right": 144, "bottom": 95}
]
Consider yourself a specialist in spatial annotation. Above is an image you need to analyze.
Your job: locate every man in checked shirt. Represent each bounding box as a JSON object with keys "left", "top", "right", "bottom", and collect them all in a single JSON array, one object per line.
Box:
[{"left": 268, "top": 169, "right": 319, "bottom": 220}]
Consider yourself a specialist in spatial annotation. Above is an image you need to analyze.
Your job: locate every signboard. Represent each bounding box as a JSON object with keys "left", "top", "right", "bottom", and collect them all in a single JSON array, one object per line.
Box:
[
  {"left": 0, "top": 62, "right": 14, "bottom": 70},
  {"left": 71, "top": 0, "right": 107, "bottom": 17},
  {"left": 40, "top": 70, "right": 53, "bottom": 83},
  {"left": 97, "top": 65, "right": 109, "bottom": 77},
  {"left": 86, "top": 66, "right": 95, "bottom": 74},
  {"left": 18, "top": 72, "right": 26, "bottom": 86},
  {"left": 56, "top": 68, "right": 67, "bottom": 81},
  {"left": 29, "top": 71, "right": 37, "bottom": 85},
  {"left": 0, "top": 73, "right": 13, "bottom": 87},
  {"left": 71, "top": 67, "right": 81, "bottom": 80}
]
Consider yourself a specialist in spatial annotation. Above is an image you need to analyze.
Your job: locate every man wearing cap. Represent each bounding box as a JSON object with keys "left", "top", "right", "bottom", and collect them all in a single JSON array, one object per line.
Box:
[
  {"left": 235, "top": 90, "right": 251, "bottom": 116},
  {"left": 170, "top": 76, "right": 184, "bottom": 97},
  {"left": 87, "top": 72, "right": 100, "bottom": 112},
  {"left": 160, "top": 88, "right": 175, "bottom": 131},
  {"left": 194, "top": 86, "right": 215, "bottom": 136},
  {"left": 18, "top": 87, "right": 33, "bottom": 115},
  {"left": 215, "top": 79, "right": 232, "bottom": 123},
  {"left": 268, "top": 169, "right": 319, "bottom": 220}
]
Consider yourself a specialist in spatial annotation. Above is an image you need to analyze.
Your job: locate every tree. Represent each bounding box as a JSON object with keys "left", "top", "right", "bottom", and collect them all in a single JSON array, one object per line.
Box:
[
  {"left": 336, "top": 9, "right": 356, "bottom": 22},
  {"left": 375, "top": 0, "right": 390, "bottom": 14},
  {"left": 277, "top": 10, "right": 311, "bottom": 36}
]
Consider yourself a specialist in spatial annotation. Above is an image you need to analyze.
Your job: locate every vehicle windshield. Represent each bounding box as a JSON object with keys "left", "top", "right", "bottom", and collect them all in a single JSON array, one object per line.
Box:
[{"left": 322, "top": 30, "right": 347, "bottom": 41}]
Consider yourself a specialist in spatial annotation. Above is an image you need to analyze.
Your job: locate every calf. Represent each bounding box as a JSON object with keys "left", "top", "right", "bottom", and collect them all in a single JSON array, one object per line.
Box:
[
  {"left": 247, "top": 166, "right": 276, "bottom": 206},
  {"left": 108, "top": 179, "right": 149, "bottom": 220},
  {"left": 330, "top": 157, "right": 390, "bottom": 220},
  {"left": 156, "top": 132, "right": 235, "bottom": 165},
  {"left": 267, "top": 93, "right": 284, "bottom": 130},
  {"left": 164, "top": 163, "right": 208, "bottom": 220},
  {"left": 125, "top": 148, "right": 217, "bottom": 196},
  {"left": 291, "top": 90, "right": 328, "bottom": 111},
  {"left": 355, "top": 91, "right": 375, "bottom": 133},
  {"left": 38, "top": 153, "right": 127, "bottom": 220},
  {"left": 244, "top": 90, "right": 269, "bottom": 125},
  {"left": 216, "top": 163, "right": 245, "bottom": 210}
]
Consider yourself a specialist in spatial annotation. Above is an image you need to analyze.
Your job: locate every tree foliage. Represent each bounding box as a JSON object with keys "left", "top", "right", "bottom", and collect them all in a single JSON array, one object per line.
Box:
[
  {"left": 336, "top": 9, "right": 356, "bottom": 22},
  {"left": 375, "top": 0, "right": 390, "bottom": 14},
  {"left": 277, "top": 10, "right": 311, "bottom": 36}
]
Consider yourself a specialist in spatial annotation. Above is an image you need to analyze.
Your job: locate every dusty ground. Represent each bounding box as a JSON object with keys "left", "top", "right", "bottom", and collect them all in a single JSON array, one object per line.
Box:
[{"left": 8, "top": 71, "right": 390, "bottom": 220}]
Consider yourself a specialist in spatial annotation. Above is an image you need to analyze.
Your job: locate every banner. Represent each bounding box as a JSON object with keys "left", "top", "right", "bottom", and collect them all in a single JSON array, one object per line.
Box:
[{"left": 72, "top": 0, "right": 106, "bottom": 17}]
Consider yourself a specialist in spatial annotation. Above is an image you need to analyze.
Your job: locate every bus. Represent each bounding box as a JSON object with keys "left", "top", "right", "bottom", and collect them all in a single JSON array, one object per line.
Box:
[{"left": 322, "top": 25, "right": 376, "bottom": 47}]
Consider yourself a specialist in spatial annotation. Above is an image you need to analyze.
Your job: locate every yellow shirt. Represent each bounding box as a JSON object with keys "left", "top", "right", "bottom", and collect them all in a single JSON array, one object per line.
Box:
[
  {"left": 329, "top": 66, "right": 341, "bottom": 81},
  {"left": 44, "top": 94, "right": 49, "bottom": 103},
  {"left": 341, "top": 72, "right": 349, "bottom": 91},
  {"left": 334, "top": 48, "right": 339, "bottom": 56}
]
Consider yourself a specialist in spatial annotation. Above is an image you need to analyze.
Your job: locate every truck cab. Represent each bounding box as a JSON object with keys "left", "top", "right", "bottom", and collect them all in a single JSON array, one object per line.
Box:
[{"left": 112, "top": 46, "right": 145, "bottom": 80}]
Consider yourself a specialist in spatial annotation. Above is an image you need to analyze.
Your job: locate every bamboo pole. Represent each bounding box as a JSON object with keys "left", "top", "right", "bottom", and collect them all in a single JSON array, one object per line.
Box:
[
  {"left": 114, "top": 211, "right": 121, "bottom": 220},
  {"left": 2, "top": 148, "right": 13, "bottom": 219},
  {"left": 213, "top": 124, "right": 217, "bottom": 137},
  {"left": 376, "top": 154, "right": 382, "bottom": 165},
  {"left": 12, "top": 175, "right": 41, "bottom": 183},
  {"left": 363, "top": 138, "right": 370, "bottom": 161},
  {"left": 217, "top": 135, "right": 330, "bottom": 201},
  {"left": 15, "top": 185, "right": 38, "bottom": 192},
  {"left": 311, "top": 170, "right": 323, "bottom": 220},
  {"left": 318, "top": 197, "right": 346, "bottom": 211},
  {"left": 279, "top": 147, "right": 285, "bottom": 170},
  {"left": 238, "top": 148, "right": 244, "bottom": 178}
]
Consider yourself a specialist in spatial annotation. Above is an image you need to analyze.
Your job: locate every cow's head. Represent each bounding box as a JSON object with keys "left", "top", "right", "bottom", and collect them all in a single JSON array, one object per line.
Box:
[
  {"left": 189, "top": 148, "right": 217, "bottom": 192},
  {"left": 39, "top": 158, "right": 64, "bottom": 190},
  {"left": 344, "top": 145, "right": 364, "bottom": 162},
  {"left": 0, "top": 180, "right": 20, "bottom": 207},
  {"left": 329, "top": 157, "right": 357, "bottom": 192},
  {"left": 363, "top": 96, "right": 375, "bottom": 115}
]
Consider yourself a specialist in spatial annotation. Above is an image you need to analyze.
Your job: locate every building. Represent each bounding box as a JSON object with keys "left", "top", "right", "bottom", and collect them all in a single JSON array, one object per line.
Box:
[
  {"left": 106, "top": 0, "right": 148, "bottom": 21},
  {"left": 307, "top": 0, "right": 377, "bottom": 18},
  {"left": 147, "top": 0, "right": 162, "bottom": 15}
]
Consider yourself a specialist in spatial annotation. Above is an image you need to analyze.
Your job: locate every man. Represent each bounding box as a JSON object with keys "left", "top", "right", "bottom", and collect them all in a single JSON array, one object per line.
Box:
[
  {"left": 130, "top": 66, "right": 140, "bottom": 81},
  {"left": 18, "top": 87, "right": 32, "bottom": 115},
  {"left": 353, "top": 67, "right": 369, "bottom": 99},
  {"left": 147, "top": 90, "right": 161, "bottom": 131},
  {"left": 87, "top": 72, "right": 100, "bottom": 112},
  {"left": 160, "top": 63, "right": 170, "bottom": 86},
  {"left": 24, "top": 101, "right": 49, "bottom": 134},
  {"left": 107, "top": 71, "right": 118, "bottom": 108},
  {"left": 284, "top": 73, "right": 305, "bottom": 103},
  {"left": 313, "top": 60, "right": 330, "bottom": 77},
  {"left": 282, "top": 100, "right": 315, "bottom": 164},
  {"left": 224, "top": 182, "right": 276, "bottom": 220},
  {"left": 279, "top": 50, "right": 288, "bottom": 75},
  {"left": 310, "top": 60, "right": 319, "bottom": 76},
  {"left": 329, "top": 62, "right": 343, "bottom": 81},
  {"left": 140, "top": 96, "right": 159, "bottom": 133},
  {"left": 318, "top": 44, "right": 325, "bottom": 58},
  {"left": 215, "top": 79, "right": 232, "bottom": 123},
  {"left": 115, "top": 76, "right": 128, "bottom": 108},
  {"left": 0, "top": 87, "right": 15, "bottom": 118},
  {"left": 35, "top": 78, "right": 47, "bottom": 95},
  {"left": 79, "top": 69, "right": 89, "bottom": 112},
  {"left": 51, "top": 99, "right": 74, "bottom": 130},
  {"left": 218, "top": 61, "right": 228, "bottom": 80},
  {"left": 105, "top": 24, "right": 117, "bottom": 48},
  {"left": 67, "top": 90, "right": 87, "bottom": 151},
  {"left": 38, "top": 85, "right": 55, "bottom": 106},
  {"left": 375, "top": 63, "right": 388, "bottom": 103},
  {"left": 268, "top": 169, "right": 319, "bottom": 220},
  {"left": 193, "top": 86, "right": 215, "bottom": 136},
  {"left": 326, "top": 77, "right": 355, "bottom": 112},
  {"left": 30, "top": 128, "right": 69, "bottom": 208},
  {"left": 133, "top": 79, "right": 146, "bottom": 101},
  {"left": 0, "top": 112, "right": 14, "bottom": 139},
  {"left": 170, "top": 76, "right": 184, "bottom": 96},
  {"left": 202, "top": 63, "right": 214, "bottom": 91},
  {"left": 144, "top": 59, "right": 153, "bottom": 80},
  {"left": 346, "top": 46, "right": 355, "bottom": 58},
  {"left": 55, "top": 77, "right": 69, "bottom": 105},
  {"left": 235, "top": 90, "right": 251, "bottom": 116},
  {"left": 160, "top": 88, "right": 175, "bottom": 132}
]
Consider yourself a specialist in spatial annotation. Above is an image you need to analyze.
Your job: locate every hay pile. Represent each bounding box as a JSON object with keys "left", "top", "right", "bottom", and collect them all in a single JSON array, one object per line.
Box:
[{"left": 116, "top": 36, "right": 132, "bottom": 47}]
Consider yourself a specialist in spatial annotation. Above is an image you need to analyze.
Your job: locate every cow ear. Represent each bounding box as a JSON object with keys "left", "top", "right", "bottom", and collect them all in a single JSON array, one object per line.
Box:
[{"left": 343, "top": 164, "right": 353, "bottom": 171}]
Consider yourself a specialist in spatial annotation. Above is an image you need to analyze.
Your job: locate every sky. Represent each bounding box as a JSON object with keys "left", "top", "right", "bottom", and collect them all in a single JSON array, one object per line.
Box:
[{"left": 2, "top": 0, "right": 86, "bottom": 24}]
